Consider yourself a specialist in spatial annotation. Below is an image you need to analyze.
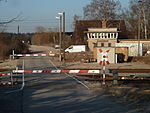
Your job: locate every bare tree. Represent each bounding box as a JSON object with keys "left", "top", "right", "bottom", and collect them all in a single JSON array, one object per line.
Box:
[
  {"left": 72, "top": 14, "right": 82, "bottom": 30},
  {"left": 83, "top": 0, "right": 121, "bottom": 21},
  {"left": 122, "top": 0, "right": 150, "bottom": 39}
]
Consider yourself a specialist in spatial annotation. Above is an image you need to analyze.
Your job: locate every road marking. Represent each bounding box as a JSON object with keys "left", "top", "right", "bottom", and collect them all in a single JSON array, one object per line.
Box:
[{"left": 49, "top": 59, "right": 90, "bottom": 90}]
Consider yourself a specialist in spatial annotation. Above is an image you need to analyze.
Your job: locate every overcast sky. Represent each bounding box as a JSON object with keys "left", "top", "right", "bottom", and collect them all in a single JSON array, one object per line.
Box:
[{"left": 0, "top": 0, "right": 129, "bottom": 33}]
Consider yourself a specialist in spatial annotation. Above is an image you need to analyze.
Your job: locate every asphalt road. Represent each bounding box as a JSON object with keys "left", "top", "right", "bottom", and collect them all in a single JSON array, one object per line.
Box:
[{"left": 0, "top": 56, "right": 146, "bottom": 113}]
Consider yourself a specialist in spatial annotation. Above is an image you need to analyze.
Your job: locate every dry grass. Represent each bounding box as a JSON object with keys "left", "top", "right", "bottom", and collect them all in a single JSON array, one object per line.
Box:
[
  {"left": 65, "top": 52, "right": 93, "bottom": 62},
  {"left": 133, "top": 56, "right": 150, "bottom": 64}
]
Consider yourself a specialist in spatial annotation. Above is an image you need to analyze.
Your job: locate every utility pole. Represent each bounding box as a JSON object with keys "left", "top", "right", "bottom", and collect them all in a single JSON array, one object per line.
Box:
[
  {"left": 138, "top": 1, "right": 142, "bottom": 56},
  {"left": 18, "top": 25, "right": 20, "bottom": 38},
  {"left": 138, "top": 12, "right": 141, "bottom": 56},
  {"left": 59, "top": 15, "right": 62, "bottom": 61},
  {"left": 63, "top": 12, "right": 65, "bottom": 35},
  {"left": 57, "top": 12, "right": 65, "bottom": 62},
  {"left": 56, "top": 15, "right": 62, "bottom": 61},
  {"left": 56, "top": 12, "right": 66, "bottom": 62},
  {"left": 62, "top": 12, "right": 65, "bottom": 63}
]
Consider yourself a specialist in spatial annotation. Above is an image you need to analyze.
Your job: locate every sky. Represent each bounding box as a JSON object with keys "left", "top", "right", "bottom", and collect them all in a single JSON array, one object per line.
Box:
[{"left": 0, "top": 0, "right": 129, "bottom": 33}]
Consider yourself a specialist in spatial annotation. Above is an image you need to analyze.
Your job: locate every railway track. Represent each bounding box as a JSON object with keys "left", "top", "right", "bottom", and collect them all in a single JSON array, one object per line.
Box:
[{"left": 109, "top": 69, "right": 150, "bottom": 73}]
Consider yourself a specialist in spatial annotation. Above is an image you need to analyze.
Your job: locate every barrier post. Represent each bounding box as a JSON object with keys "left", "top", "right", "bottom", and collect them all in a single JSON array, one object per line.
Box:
[
  {"left": 112, "top": 70, "right": 118, "bottom": 85},
  {"left": 102, "top": 59, "right": 106, "bottom": 85},
  {"left": 12, "top": 50, "right": 15, "bottom": 60},
  {"left": 10, "top": 73, "right": 13, "bottom": 85},
  {"left": 22, "top": 59, "right": 25, "bottom": 87}
]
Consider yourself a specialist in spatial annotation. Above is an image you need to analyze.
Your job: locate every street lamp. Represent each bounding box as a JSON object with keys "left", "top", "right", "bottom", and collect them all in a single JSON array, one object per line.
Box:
[
  {"left": 56, "top": 15, "right": 62, "bottom": 61},
  {"left": 56, "top": 12, "right": 65, "bottom": 62}
]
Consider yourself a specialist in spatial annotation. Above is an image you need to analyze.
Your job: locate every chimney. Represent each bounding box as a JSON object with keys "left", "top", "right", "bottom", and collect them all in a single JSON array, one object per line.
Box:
[{"left": 102, "top": 21, "right": 107, "bottom": 28}]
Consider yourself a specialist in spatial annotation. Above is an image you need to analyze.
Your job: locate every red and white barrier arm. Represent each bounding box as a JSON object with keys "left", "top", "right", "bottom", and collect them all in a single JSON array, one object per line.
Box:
[
  {"left": 13, "top": 70, "right": 100, "bottom": 74},
  {"left": 0, "top": 82, "right": 12, "bottom": 85},
  {"left": 0, "top": 73, "right": 11, "bottom": 76},
  {"left": 13, "top": 53, "right": 55, "bottom": 57}
]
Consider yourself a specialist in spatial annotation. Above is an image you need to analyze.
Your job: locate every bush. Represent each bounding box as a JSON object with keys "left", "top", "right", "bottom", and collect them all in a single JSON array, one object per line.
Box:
[{"left": 0, "top": 36, "right": 29, "bottom": 60}]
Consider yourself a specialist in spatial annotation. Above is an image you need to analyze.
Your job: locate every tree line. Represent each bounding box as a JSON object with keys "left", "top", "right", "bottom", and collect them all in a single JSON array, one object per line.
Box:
[
  {"left": 0, "top": 33, "right": 30, "bottom": 60},
  {"left": 0, "top": 31, "right": 71, "bottom": 60}
]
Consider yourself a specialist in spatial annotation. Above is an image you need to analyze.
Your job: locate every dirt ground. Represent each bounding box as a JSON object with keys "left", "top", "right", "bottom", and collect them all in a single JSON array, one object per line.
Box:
[{"left": 133, "top": 55, "right": 150, "bottom": 65}]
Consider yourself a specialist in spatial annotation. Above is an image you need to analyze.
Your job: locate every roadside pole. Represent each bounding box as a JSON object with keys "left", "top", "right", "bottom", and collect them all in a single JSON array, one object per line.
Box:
[
  {"left": 112, "top": 70, "right": 118, "bottom": 85},
  {"left": 10, "top": 73, "right": 13, "bottom": 85},
  {"left": 59, "top": 14, "right": 62, "bottom": 62},
  {"left": 20, "top": 59, "right": 25, "bottom": 113},
  {"left": 12, "top": 49, "right": 15, "bottom": 60},
  {"left": 16, "top": 67, "right": 18, "bottom": 82},
  {"left": 22, "top": 59, "right": 25, "bottom": 88},
  {"left": 62, "top": 12, "right": 66, "bottom": 65},
  {"left": 102, "top": 59, "right": 106, "bottom": 85}
]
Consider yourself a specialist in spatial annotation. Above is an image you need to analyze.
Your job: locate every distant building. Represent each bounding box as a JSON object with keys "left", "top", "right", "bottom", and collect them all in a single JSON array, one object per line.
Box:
[
  {"left": 72, "top": 20, "right": 127, "bottom": 46},
  {"left": 85, "top": 27, "right": 119, "bottom": 51},
  {"left": 73, "top": 20, "right": 150, "bottom": 63}
]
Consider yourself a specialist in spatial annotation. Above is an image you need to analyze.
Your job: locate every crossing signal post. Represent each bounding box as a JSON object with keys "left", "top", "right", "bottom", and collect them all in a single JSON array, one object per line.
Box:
[{"left": 99, "top": 49, "right": 110, "bottom": 85}]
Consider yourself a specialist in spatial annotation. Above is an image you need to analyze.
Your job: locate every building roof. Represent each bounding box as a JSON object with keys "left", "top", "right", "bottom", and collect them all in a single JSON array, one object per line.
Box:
[{"left": 72, "top": 20, "right": 128, "bottom": 44}]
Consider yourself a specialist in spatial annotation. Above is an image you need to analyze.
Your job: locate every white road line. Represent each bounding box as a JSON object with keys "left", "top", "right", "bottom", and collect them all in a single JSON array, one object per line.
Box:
[
  {"left": 5, "top": 59, "right": 25, "bottom": 94},
  {"left": 49, "top": 59, "right": 90, "bottom": 90}
]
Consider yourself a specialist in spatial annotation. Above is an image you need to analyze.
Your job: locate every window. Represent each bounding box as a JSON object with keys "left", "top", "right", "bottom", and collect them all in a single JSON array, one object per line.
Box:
[
  {"left": 108, "top": 43, "right": 111, "bottom": 47},
  {"left": 101, "top": 43, "right": 104, "bottom": 47},
  {"left": 68, "top": 46, "right": 73, "bottom": 49}
]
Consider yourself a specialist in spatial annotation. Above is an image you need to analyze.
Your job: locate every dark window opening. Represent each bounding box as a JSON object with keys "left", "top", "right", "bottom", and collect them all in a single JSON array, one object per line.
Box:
[
  {"left": 108, "top": 43, "right": 111, "bottom": 47},
  {"left": 101, "top": 43, "right": 104, "bottom": 47}
]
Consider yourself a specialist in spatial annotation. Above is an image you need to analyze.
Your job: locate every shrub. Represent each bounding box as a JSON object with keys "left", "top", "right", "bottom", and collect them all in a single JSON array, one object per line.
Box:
[{"left": 0, "top": 36, "right": 29, "bottom": 60}]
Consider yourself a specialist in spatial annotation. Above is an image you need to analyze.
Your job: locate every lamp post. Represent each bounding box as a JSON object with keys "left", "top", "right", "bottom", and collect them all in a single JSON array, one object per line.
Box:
[
  {"left": 56, "top": 12, "right": 65, "bottom": 62},
  {"left": 56, "top": 14, "right": 62, "bottom": 61},
  {"left": 62, "top": 12, "right": 65, "bottom": 63}
]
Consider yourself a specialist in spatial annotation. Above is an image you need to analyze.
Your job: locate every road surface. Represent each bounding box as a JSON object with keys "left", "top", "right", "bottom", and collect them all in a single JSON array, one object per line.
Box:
[{"left": 0, "top": 55, "right": 148, "bottom": 113}]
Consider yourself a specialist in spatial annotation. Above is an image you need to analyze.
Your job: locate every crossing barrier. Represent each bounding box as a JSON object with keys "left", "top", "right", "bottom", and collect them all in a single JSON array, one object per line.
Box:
[
  {"left": 12, "top": 50, "right": 56, "bottom": 58},
  {"left": 13, "top": 69, "right": 100, "bottom": 74},
  {"left": 13, "top": 53, "right": 55, "bottom": 57},
  {"left": 0, "top": 82, "right": 12, "bottom": 85},
  {"left": 0, "top": 72, "right": 14, "bottom": 86},
  {"left": 0, "top": 73, "right": 11, "bottom": 76}
]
